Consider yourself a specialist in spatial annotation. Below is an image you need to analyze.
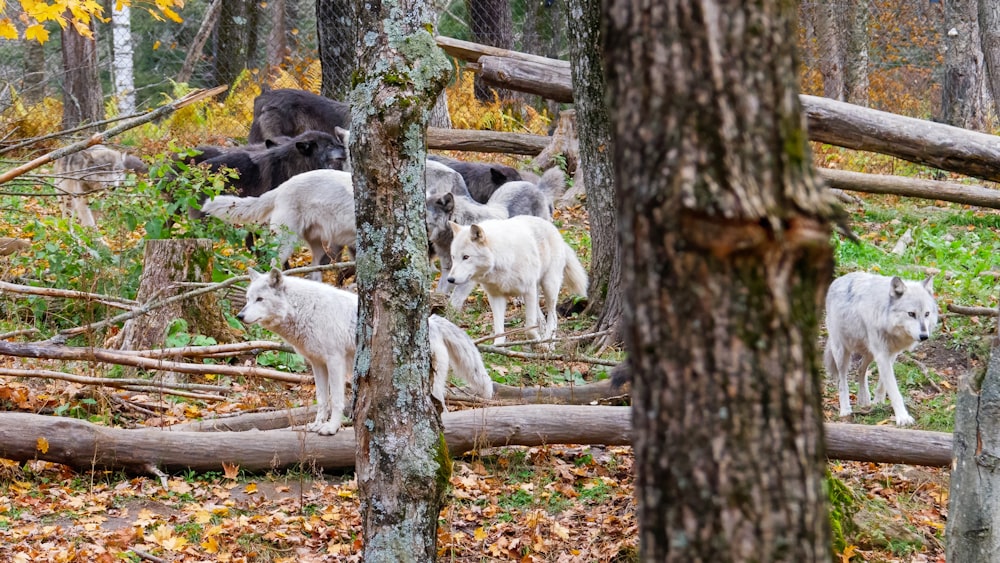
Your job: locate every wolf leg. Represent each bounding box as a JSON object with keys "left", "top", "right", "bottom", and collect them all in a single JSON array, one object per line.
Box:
[
  {"left": 307, "top": 364, "right": 333, "bottom": 432},
  {"left": 874, "top": 354, "right": 913, "bottom": 426},
  {"left": 428, "top": 331, "right": 449, "bottom": 412},
  {"left": 314, "top": 357, "right": 346, "bottom": 435},
  {"left": 521, "top": 285, "right": 542, "bottom": 343},
  {"left": 855, "top": 350, "right": 874, "bottom": 408},
  {"left": 827, "top": 344, "right": 853, "bottom": 417},
  {"left": 487, "top": 294, "right": 509, "bottom": 345},
  {"left": 539, "top": 269, "right": 561, "bottom": 348}
]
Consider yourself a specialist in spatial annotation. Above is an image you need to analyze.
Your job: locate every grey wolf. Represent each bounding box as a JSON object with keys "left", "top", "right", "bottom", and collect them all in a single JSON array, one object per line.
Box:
[
  {"left": 446, "top": 216, "right": 587, "bottom": 347},
  {"left": 428, "top": 155, "right": 523, "bottom": 203},
  {"left": 53, "top": 145, "right": 129, "bottom": 227},
  {"left": 248, "top": 89, "right": 352, "bottom": 144},
  {"left": 428, "top": 168, "right": 565, "bottom": 307},
  {"left": 237, "top": 268, "right": 494, "bottom": 435},
  {"left": 824, "top": 271, "right": 938, "bottom": 426},
  {"left": 201, "top": 169, "right": 355, "bottom": 281}
]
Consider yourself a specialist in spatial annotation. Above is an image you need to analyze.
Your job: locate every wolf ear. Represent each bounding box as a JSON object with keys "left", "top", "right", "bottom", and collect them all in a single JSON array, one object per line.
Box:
[
  {"left": 295, "top": 140, "right": 316, "bottom": 156},
  {"left": 248, "top": 268, "right": 262, "bottom": 281},
  {"left": 470, "top": 224, "right": 486, "bottom": 242},
  {"left": 334, "top": 126, "right": 350, "bottom": 146},
  {"left": 449, "top": 221, "right": 463, "bottom": 235},
  {"left": 267, "top": 268, "right": 284, "bottom": 289},
  {"left": 890, "top": 276, "right": 906, "bottom": 298},
  {"left": 490, "top": 167, "right": 510, "bottom": 186},
  {"left": 922, "top": 273, "right": 935, "bottom": 293}
]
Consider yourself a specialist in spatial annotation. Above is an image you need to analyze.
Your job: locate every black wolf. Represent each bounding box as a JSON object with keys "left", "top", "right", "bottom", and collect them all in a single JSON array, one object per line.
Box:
[
  {"left": 248, "top": 89, "right": 352, "bottom": 144},
  {"left": 428, "top": 155, "right": 523, "bottom": 203}
]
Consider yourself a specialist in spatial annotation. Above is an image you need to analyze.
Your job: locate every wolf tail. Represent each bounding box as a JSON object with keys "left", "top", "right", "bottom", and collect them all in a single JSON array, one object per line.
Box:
[
  {"left": 430, "top": 315, "right": 494, "bottom": 399},
  {"left": 537, "top": 167, "right": 567, "bottom": 202},
  {"left": 562, "top": 244, "right": 588, "bottom": 297},
  {"left": 200, "top": 191, "right": 278, "bottom": 226}
]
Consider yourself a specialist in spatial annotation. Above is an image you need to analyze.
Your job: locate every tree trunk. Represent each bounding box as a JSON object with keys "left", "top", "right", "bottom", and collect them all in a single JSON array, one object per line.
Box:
[
  {"left": 111, "top": 4, "right": 135, "bottom": 116},
  {"left": 349, "top": 0, "right": 453, "bottom": 556},
  {"left": 177, "top": 0, "right": 223, "bottom": 85},
  {"left": 266, "top": 0, "right": 289, "bottom": 69},
  {"left": 815, "top": 0, "right": 847, "bottom": 100},
  {"left": 980, "top": 0, "right": 1000, "bottom": 121},
  {"left": 466, "top": 0, "right": 513, "bottom": 101},
  {"left": 0, "top": 410, "right": 953, "bottom": 474},
  {"left": 563, "top": 0, "right": 621, "bottom": 349},
  {"left": 215, "top": 0, "right": 255, "bottom": 87},
  {"left": 60, "top": 14, "right": 103, "bottom": 131},
  {"left": 603, "top": 0, "right": 833, "bottom": 560},
  {"left": 946, "top": 322, "right": 1000, "bottom": 561},
  {"left": 942, "top": 0, "right": 986, "bottom": 130},
  {"left": 845, "top": 0, "right": 869, "bottom": 106},
  {"left": 22, "top": 38, "right": 46, "bottom": 105},
  {"left": 317, "top": 0, "right": 355, "bottom": 100},
  {"left": 118, "top": 239, "right": 238, "bottom": 353},
  {"left": 427, "top": 127, "right": 549, "bottom": 154},
  {"left": 476, "top": 56, "right": 573, "bottom": 102}
]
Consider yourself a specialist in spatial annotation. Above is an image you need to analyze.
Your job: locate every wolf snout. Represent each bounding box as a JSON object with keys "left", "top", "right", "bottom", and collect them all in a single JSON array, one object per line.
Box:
[
  {"left": 919, "top": 333, "right": 929, "bottom": 341},
  {"left": 447, "top": 276, "right": 456, "bottom": 284},
  {"left": 236, "top": 312, "right": 245, "bottom": 321}
]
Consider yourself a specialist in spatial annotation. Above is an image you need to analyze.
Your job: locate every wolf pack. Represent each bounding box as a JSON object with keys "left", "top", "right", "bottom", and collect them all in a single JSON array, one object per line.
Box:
[{"left": 53, "top": 88, "right": 940, "bottom": 434}]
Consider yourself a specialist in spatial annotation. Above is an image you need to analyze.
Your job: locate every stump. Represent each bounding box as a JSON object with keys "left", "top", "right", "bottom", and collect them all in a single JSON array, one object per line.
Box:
[{"left": 118, "top": 239, "right": 239, "bottom": 352}]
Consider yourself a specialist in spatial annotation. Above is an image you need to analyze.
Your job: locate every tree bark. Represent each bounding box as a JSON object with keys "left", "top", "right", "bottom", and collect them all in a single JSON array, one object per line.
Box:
[
  {"left": 317, "top": 0, "right": 355, "bottom": 100},
  {"left": 845, "top": 0, "right": 870, "bottom": 106},
  {"left": 0, "top": 410, "right": 953, "bottom": 474},
  {"left": 604, "top": 0, "right": 833, "bottom": 560},
  {"left": 266, "top": 0, "right": 289, "bottom": 69},
  {"left": 349, "top": 0, "right": 453, "bottom": 557},
  {"left": 60, "top": 13, "right": 103, "bottom": 132},
  {"left": 563, "top": 0, "right": 622, "bottom": 349},
  {"left": 22, "top": 37, "right": 46, "bottom": 105},
  {"left": 942, "top": 0, "right": 986, "bottom": 130},
  {"left": 981, "top": 0, "right": 1000, "bottom": 122},
  {"left": 814, "top": 0, "right": 847, "bottom": 100},
  {"left": 215, "top": 0, "right": 257, "bottom": 87},
  {"left": 427, "top": 127, "right": 548, "bottom": 154},
  {"left": 118, "top": 239, "right": 238, "bottom": 352},
  {"left": 475, "top": 56, "right": 573, "bottom": 102},
  {"left": 946, "top": 322, "right": 1000, "bottom": 560}
]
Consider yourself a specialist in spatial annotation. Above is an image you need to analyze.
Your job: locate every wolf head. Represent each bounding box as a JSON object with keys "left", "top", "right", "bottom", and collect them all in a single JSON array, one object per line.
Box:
[
  {"left": 237, "top": 268, "right": 291, "bottom": 327},
  {"left": 887, "top": 275, "right": 939, "bottom": 346},
  {"left": 446, "top": 222, "right": 494, "bottom": 286}
]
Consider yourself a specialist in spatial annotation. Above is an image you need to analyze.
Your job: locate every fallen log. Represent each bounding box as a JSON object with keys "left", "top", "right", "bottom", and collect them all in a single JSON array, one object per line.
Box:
[
  {"left": 437, "top": 36, "right": 1000, "bottom": 183},
  {"left": 426, "top": 127, "right": 549, "bottom": 155},
  {"left": 0, "top": 407, "right": 952, "bottom": 474},
  {"left": 474, "top": 56, "right": 573, "bottom": 103},
  {"left": 818, "top": 168, "right": 1000, "bottom": 209}
]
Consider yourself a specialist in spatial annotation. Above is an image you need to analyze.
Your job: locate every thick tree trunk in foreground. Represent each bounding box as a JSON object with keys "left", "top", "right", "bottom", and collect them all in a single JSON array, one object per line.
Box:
[
  {"left": 604, "top": 0, "right": 833, "bottom": 560},
  {"left": 350, "top": 0, "right": 453, "bottom": 557},
  {"left": 118, "top": 239, "right": 238, "bottom": 352},
  {"left": 0, "top": 409, "right": 952, "bottom": 474},
  {"left": 564, "top": 0, "right": 622, "bottom": 349},
  {"left": 947, "top": 324, "right": 1000, "bottom": 560}
]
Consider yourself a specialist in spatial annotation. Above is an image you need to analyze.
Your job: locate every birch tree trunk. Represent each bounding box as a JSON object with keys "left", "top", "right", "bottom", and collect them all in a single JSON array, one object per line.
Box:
[
  {"left": 111, "top": 4, "right": 135, "bottom": 116},
  {"left": 564, "top": 0, "right": 621, "bottom": 348},
  {"left": 603, "top": 0, "right": 834, "bottom": 560},
  {"left": 349, "top": 0, "right": 453, "bottom": 557}
]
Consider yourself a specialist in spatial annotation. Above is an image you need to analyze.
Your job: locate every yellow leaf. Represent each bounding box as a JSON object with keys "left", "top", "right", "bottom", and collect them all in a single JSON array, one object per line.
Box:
[
  {"left": 222, "top": 461, "right": 239, "bottom": 480},
  {"left": 201, "top": 536, "right": 219, "bottom": 553},
  {"left": 36, "top": 436, "right": 49, "bottom": 453},
  {"left": 24, "top": 24, "right": 50, "bottom": 43},
  {"left": 161, "top": 6, "right": 182, "bottom": 23},
  {"left": 473, "top": 527, "right": 487, "bottom": 541},
  {"left": 840, "top": 544, "right": 857, "bottom": 563},
  {"left": 244, "top": 482, "right": 258, "bottom": 494},
  {"left": 152, "top": 40, "right": 161, "bottom": 50},
  {"left": 0, "top": 19, "right": 17, "bottom": 40}
]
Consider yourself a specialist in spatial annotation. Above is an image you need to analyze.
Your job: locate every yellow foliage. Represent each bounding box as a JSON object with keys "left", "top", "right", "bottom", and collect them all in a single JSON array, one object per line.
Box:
[
  {"left": 7, "top": 0, "right": 184, "bottom": 43},
  {"left": 0, "top": 89, "right": 63, "bottom": 152},
  {"left": 445, "top": 69, "right": 550, "bottom": 136}
]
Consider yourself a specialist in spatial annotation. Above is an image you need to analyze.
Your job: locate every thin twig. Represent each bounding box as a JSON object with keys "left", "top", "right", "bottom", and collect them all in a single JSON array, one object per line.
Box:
[
  {"left": 0, "top": 367, "right": 228, "bottom": 393},
  {"left": 478, "top": 345, "right": 619, "bottom": 366},
  {"left": 115, "top": 340, "right": 291, "bottom": 359},
  {"left": 119, "top": 385, "right": 226, "bottom": 402},
  {"left": 0, "top": 328, "right": 39, "bottom": 340},
  {"left": 947, "top": 303, "right": 1000, "bottom": 317},
  {"left": 0, "top": 280, "right": 138, "bottom": 310}
]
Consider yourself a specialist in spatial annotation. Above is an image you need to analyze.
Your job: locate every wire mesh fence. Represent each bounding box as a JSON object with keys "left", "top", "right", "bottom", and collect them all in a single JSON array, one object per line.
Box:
[{"left": 0, "top": 0, "right": 971, "bottom": 148}]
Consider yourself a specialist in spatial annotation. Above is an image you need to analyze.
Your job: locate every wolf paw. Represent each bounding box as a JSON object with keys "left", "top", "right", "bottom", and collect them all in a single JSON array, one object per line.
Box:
[
  {"left": 894, "top": 413, "right": 915, "bottom": 426},
  {"left": 307, "top": 421, "right": 342, "bottom": 435}
]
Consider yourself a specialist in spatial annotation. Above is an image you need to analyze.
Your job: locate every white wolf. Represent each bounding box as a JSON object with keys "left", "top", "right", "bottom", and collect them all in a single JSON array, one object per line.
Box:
[
  {"left": 824, "top": 271, "right": 938, "bottom": 426},
  {"left": 237, "top": 268, "right": 494, "bottom": 435},
  {"left": 446, "top": 216, "right": 587, "bottom": 347},
  {"left": 202, "top": 169, "right": 356, "bottom": 281}
]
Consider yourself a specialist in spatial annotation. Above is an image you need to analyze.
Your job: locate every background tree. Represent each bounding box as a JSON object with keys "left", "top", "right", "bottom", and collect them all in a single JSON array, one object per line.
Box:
[
  {"left": 942, "top": 0, "right": 987, "bottom": 129},
  {"left": 980, "top": 0, "right": 1000, "bottom": 121},
  {"left": 317, "top": 0, "right": 355, "bottom": 100},
  {"left": 466, "top": 0, "right": 513, "bottom": 100},
  {"left": 111, "top": 2, "right": 136, "bottom": 116},
  {"left": 845, "top": 0, "right": 870, "bottom": 106},
  {"left": 60, "top": 12, "right": 102, "bottom": 131},
  {"left": 215, "top": 0, "right": 261, "bottom": 87},
  {"left": 602, "top": 0, "right": 834, "bottom": 559},
  {"left": 814, "top": 0, "right": 847, "bottom": 100},
  {"left": 348, "top": 0, "right": 453, "bottom": 558},
  {"left": 563, "top": 0, "right": 621, "bottom": 347}
]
